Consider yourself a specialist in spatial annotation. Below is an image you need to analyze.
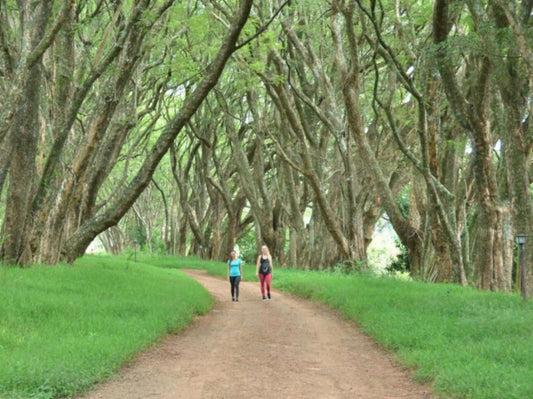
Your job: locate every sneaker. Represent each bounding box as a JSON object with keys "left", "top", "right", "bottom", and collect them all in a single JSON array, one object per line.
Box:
[
  {"left": 267, "top": 293, "right": 271, "bottom": 300},
  {"left": 236, "top": 298, "right": 239, "bottom": 302},
  {"left": 262, "top": 296, "right": 266, "bottom": 300},
  {"left": 232, "top": 297, "right": 235, "bottom": 302}
]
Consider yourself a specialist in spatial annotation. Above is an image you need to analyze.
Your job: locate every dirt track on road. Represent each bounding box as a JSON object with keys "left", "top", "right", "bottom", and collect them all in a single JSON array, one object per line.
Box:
[{"left": 83, "top": 269, "right": 433, "bottom": 399}]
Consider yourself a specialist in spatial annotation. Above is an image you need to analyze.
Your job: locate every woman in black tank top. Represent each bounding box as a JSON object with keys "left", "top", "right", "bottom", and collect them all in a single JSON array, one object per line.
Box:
[{"left": 256, "top": 245, "right": 273, "bottom": 300}]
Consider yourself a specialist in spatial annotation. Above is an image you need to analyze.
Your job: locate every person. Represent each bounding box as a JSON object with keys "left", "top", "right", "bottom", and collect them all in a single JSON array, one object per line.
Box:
[
  {"left": 227, "top": 250, "right": 243, "bottom": 302},
  {"left": 256, "top": 245, "right": 273, "bottom": 300}
]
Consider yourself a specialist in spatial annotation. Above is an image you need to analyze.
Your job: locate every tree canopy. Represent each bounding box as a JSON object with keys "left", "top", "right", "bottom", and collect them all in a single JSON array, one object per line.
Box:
[{"left": 1, "top": 0, "right": 532, "bottom": 295}]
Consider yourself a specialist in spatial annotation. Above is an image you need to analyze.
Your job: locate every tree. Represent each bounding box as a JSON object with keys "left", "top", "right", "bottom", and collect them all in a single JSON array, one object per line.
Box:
[
  {"left": 0, "top": 0, "right": 255, "bottom": 265},
  {"left": 491, "top": 0, "right": 533, "bottom": 296}
]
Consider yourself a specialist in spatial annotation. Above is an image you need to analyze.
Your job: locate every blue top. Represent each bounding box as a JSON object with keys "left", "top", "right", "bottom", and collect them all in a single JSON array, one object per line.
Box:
[{"left": 228, "top": 259, "right": 242, "bottom": 277}]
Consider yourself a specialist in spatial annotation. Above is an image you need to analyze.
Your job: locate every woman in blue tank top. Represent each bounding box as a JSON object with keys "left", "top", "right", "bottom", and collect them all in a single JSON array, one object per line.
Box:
[{"left": 227, "top": 250, "right": 243, "bottom": 302}]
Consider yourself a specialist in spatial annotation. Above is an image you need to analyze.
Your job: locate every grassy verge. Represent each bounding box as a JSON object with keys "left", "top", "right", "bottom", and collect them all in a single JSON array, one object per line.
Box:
[
  {"left": 273, "top": 269, "right": 533, "bottom": 399},
  {"left": 0, "top": 255, "right": 212, "bottom": 399},
  {"left": 141, "top": 254, "right": 533, "bottom": 399},
  {"left": 3, "top": 252, "right": 531, "bottom": 398}
]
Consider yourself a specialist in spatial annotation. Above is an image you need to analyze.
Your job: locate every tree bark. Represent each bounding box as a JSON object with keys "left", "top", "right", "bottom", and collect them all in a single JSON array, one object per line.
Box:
[
  {"left": 61, "top": 0, "right": 254, "bottom": 262},
  {"left": 433, "top": 0, "right": 506, "bottom": 290},
  {"left": 331, "top": 2, "right": 425, "bottom": 271},
  {"left": 2, "top": 1, "right": 54, "bottom": 264},
  {"left": 492, "top": 1, "right": 533, "bottom": 295}
]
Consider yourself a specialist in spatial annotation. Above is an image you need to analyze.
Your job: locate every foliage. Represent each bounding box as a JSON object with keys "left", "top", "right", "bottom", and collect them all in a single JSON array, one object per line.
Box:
[
  {"left": 0, "top": 255, "right": 212, "bottom": 398},
  {"left": 396, "top": 185, "right": 411, "bottom": 219},
  {"left": 236, "top": 230, "right": 257, "bottom": 264},
  {"left": 367, "top": 219, "right": 401, "bottom": 272},
  {"left": 1, "top": 0, "right": 532, "bottom": 298},
  {"left": 0, "top": 0, "right": 254, "bottom": 265},
  {"left": 138, "top": 253, "right": 259, "bottom": 282},
  {"left": 386, "top": 239, "right": 410, "bottom": 273}
]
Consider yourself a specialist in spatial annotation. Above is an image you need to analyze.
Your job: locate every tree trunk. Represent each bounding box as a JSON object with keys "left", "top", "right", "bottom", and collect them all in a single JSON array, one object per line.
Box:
[
  {"left": 492, "top": 1, "right": 533, "bottom": 294},
  {"left": 331, "top": 3, "right": 425, "bottom": 271},
  {"left": 433, "top": 0, "right": 506, "bottom": 290},
  {"left": 2, "top": 2, "right": 53, "bottom": 264},
  {"left": 60, "top": 0, "right": 254, "bottom": 262}
]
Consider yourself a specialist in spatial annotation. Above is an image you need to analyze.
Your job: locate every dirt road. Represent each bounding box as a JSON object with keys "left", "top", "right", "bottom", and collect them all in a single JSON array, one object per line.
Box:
[{"left": 83, "top": 270, "right": 432, "bottom": 398}]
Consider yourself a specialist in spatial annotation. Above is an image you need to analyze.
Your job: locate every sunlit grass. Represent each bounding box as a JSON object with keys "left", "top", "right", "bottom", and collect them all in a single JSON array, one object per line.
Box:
[
  {"left": 3, "top": 252, "right": 532, "bottom": 399},
  {"left": 0, "top": 255, "right": 212, "bottom": 398},
  {"left": 272, "top": 270, "right": 533, "bottom": 399},
  {"left": 141, "top": 254, "right": 533, "bottom": 398},
  {"left": 117, "top": 254, "right": 533, "bottom": 398}
]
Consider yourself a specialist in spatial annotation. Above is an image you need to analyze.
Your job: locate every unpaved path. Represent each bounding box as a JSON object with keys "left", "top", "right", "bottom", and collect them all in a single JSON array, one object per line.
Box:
[{"left": 83, "top": 270, "right": 432, "bottom": 399}]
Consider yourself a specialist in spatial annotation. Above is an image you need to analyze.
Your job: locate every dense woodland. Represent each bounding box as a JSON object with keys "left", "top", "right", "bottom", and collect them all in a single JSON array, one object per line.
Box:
[{"left": 1, "top": 0, "right": 532, "bottom": 294}]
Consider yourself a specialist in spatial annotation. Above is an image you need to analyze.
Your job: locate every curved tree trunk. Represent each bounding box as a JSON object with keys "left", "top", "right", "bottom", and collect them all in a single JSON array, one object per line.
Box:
[{"left": 61, "top": 0, "right": 254, "bottom": 262}]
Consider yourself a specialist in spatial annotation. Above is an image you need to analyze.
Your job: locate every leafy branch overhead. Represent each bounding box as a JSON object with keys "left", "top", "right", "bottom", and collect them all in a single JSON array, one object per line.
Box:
[{"left": 0, "top": 0, "right": 532, "bottom": 296}]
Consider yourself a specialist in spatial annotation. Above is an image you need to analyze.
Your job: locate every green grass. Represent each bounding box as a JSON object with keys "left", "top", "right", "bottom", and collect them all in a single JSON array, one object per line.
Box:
[
  {"left": 141, "top": 254, "right": 533, "bottom": 399},
  {"left": 134, "top": 253, "right": 259, "bottom": 280},
  {"left": 272, "top": 269, "right": 533, "bottom": 399},
  {"left": 0, "top": 255, "right": 212, "bottom": 399},
  {"left": 3, "top": 253, "right": 532, "bottom": 398}
]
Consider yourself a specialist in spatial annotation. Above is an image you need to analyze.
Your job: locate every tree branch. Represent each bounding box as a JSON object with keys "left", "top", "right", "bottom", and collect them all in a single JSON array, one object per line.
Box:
[{"left": 234, "top": 0, "right": 290, "bottom": 51}]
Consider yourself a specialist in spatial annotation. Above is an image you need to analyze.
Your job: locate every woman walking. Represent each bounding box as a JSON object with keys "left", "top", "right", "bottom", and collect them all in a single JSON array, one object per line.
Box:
[
  {"left": 227, "top": 250, "right": 243, "bottom": 302},
  {"left": 256, "top": 245, "right": 273, "bottom": 300}
]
